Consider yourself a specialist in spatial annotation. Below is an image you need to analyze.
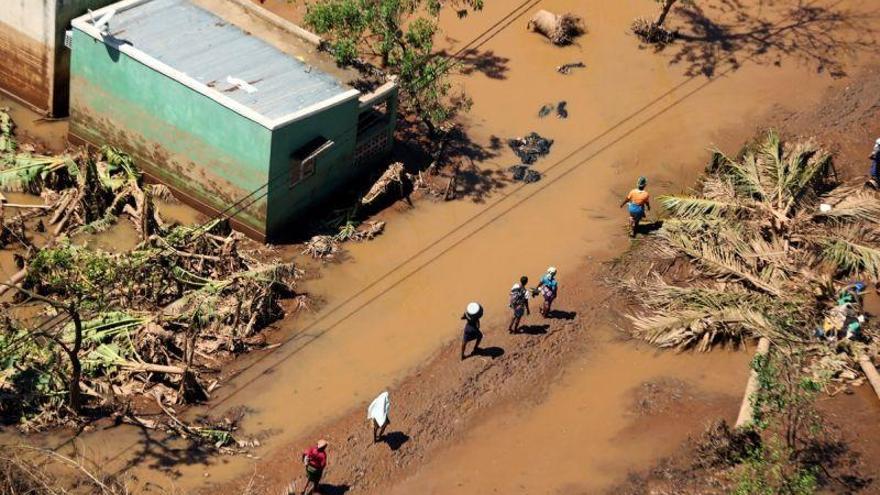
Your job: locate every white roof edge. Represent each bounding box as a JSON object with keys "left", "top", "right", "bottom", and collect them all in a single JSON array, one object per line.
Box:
[
  {"left": 270, "top": 89, "right": 361, "bottom": 128},
  {"left": 71, "top": 1, "right": 365, "bottom": 130}
]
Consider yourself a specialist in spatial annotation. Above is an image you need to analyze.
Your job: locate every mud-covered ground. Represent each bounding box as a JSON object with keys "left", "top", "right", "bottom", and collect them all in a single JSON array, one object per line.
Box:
[{"left": 213, "top": 61, "right": 880, "bottom": 495}]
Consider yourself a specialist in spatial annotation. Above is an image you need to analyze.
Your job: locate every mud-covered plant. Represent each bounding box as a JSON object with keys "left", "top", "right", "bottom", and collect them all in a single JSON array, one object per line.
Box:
[
  {"left": 622, "top": 131, "right": 880, "bottom": 350},
  {"left": 0, "top": 444, "right": 129, "bottom": 495},
  {"left": 733, "top": 350, "right": 826, "bottom": 495},
  {"left": 303, "top": 0, "right": 481, "bottom": 134},
  {"left": 632, "top": 0, "right": 694, "bottom": 44}
]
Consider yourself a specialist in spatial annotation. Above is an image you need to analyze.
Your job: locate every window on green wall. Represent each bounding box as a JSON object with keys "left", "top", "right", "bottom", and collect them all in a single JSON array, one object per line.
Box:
[{"left": 291, "top": 137, "right": 333, "bottom": 187}]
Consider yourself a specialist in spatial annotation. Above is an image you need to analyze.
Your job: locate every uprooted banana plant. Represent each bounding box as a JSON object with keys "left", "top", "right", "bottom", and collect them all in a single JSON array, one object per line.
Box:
[
  {"left": 0, "top": 220, "right": 302, "bottom": 430},
  {"left": 1, "top": 109, "right": 167, "bottom": 244},
  {"left": 1, "top": 108, "right": 307, "bottom": 430},
  {"left": 621, "top": 132, "right": 880, "bottom": 359}
]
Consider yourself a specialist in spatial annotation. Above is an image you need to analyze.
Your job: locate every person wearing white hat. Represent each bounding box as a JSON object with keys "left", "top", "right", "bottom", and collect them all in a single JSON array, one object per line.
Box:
[
  {"left": 461, "top": 302, "right": 484, "bottom": 360},
  {"left": 536, "top": 267, "right": 559, "bottom": 317},
  {"left": 297, "top": 439, "right": 329, "bottom": 495},
  {"left": 869, "top": 138, "right": 880, "bottom": 188},
  {"left": 508, "top": 276, "right": 530, "bottom": 333}
]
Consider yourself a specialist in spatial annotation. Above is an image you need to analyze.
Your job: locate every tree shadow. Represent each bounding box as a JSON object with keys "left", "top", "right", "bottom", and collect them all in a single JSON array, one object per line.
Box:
[
  {"left": 657, "top": 0, "right": 880, "bottom": 78},
  {"left": 547, "top": 309, "right": 577, "bottom": 320},
  {"left": 443, "top": 47, "right": 511, "bottom": 80},
  {"left": 380, "top": 431, "right": 410, "bottom": 451},
  {"left": 444, "top": 128, "right": 509, "bottom": 203},
  {"left": 472, "top": 346, "right": 505, "bottom": 358},
  {"left": 800, "top": 439, "right": 873, "bottom": 491},
  {"left": 518, "top": 324, "right": 549, "bottom": 335},
  {"left": 105, "top": 421, "right": 216, "bottom": 479}
]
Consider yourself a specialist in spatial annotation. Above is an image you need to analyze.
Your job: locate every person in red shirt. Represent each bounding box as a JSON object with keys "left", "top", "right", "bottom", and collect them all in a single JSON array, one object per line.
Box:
[{"left": 299, "top": 439, "right": 328, "bottom": 495}]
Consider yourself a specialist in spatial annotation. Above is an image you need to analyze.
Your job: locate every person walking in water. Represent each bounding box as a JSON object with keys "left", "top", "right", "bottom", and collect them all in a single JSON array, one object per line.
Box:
[
  {"left": 536, "top": 267, "right": 558, "bottom": 317},
  {"left": 508, "top": 276, "right": 530, "bottom": 333},
  {"left": 620, "top": 176, "right": 651, "bottom": 237},
  {"left": 868, "top": 138, "right": 880, "bottom": 188},
  {"left": 299, "top": 440, "right": 328, "bottom": 495},
  {"left": 461, "top": 302, "right": 484, "bottom": 360}
]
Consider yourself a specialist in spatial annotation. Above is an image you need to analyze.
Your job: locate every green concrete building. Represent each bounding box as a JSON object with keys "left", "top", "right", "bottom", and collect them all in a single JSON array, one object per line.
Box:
[{"left": 69, "top": 0, "right": 397, "bottom": 240}]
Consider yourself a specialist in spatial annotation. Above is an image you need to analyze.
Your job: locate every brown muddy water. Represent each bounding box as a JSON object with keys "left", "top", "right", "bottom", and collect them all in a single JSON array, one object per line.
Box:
[
  {"left": 0, "top": 94, "right": 67, "bottom": 153},
  {"left": 3, "top": 0, "right": 880, "bottom": 492}
]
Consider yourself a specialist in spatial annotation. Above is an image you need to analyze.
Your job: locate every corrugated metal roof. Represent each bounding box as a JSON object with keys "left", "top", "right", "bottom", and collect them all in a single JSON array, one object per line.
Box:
[{"left": 103, "top": 0, "right": 352, "bottom": 121}]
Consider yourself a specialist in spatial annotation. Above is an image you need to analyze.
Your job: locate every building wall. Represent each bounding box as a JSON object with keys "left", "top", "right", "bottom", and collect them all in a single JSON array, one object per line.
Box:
[
  {"left": 53, "top": 0, "right": 118, "bottom": 115},
  {"left": 266, "top": 100, "right": 360, "bottom": 239},
  {"left": 0, "top": 0, "right": 55, "bottom": 113},
  {"left": 69, "top": 28, "right": 273, "bottom": 238},
  {"left": 0, "top": 0, "right": 114, "bottom": 115}
]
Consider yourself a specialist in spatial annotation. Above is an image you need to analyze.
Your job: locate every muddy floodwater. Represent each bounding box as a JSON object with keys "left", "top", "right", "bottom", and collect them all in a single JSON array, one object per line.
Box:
[{"left": 3, "top": 0, "right": 880, "bottom": 492}]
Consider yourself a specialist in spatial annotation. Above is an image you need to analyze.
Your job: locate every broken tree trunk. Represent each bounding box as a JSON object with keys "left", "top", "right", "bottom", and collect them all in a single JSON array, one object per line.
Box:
[
  {"left": 858, "top": 354, "right": 880, "bottom": 402},
  {"left": 362, "top": 162, "right": 408, "bottom": 205},
  {"left": 118, "top": 360, "right": 185, "bottom": 375},
  {"left": 527, "top": 10, "right": 583, "bottom": 46},
  {"left": 0, "top": 267, "right": 27, "bottom": 297},
  {"left": 735, "top": 337, "right": 771, "bottom": 428}
]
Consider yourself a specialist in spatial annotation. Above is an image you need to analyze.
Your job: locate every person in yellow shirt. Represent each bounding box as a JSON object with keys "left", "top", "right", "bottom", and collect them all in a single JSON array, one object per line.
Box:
[{"left": 619, "top": 176, "right": 650, "bottom": 237}]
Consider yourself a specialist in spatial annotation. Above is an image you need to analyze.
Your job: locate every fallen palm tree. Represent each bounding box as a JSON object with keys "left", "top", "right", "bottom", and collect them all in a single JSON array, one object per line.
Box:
[{"left": 619, "top": 131, "right": 880, "bottom": 383}]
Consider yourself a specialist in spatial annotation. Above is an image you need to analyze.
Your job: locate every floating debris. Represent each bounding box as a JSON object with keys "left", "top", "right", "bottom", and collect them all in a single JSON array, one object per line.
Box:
[
  {"left": 557, "top": 61, "right": 586, "bottom": 75},
  {"left": 538, "top": 104, "right": 554, "bottom": 118},
  {"left": 556, "top": 101, "right": 568, "bottom": 119},
  {"left": 507, "top": 132, "right": 553, "bottom": 164},
  {"left": 509, "top": 165, "right": 542, "bottom": 183}
]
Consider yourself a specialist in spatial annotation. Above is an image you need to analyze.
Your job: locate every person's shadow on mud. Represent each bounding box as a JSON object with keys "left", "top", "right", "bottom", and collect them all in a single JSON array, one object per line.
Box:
[
  {"left": 636, "top": 220, "right": 663, "bottom": 236},
  {"left": 317, "top": 484, "right": 350, "bottom": 495},
  {"left": 547, "top": 310, "right": 577, "bottom": 320},
  {"left": 517, "top": 324, "right": 549, "bottom": 334},
  {"left": 471, "top": 346, "right": 504, "bottom": 358},
  {"left": 378, "top": 431, "right": 410, "bottom": 451}
]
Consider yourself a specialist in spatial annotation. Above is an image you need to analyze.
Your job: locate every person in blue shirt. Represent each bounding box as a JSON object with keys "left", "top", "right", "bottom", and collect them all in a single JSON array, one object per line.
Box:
[
  {"left": 536, "top": 267, "right": 558, "bottom": 317},
  {"left": 870, "top": 138, "right": 880, "bottom": 188}
]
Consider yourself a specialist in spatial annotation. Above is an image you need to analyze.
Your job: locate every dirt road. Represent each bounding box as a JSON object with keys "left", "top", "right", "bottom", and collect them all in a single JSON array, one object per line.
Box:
[{"left": 9, "top": 0, "right": 878, "bottom": 492}]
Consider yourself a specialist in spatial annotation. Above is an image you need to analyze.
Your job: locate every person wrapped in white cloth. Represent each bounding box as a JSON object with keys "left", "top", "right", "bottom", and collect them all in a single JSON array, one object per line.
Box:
[{"left": 368, "top": 391, "right": 390, "bottom": 443}]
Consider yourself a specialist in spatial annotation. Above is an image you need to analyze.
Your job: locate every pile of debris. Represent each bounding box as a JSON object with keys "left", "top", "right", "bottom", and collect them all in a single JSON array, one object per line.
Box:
[
  {"left": 507, "top": 132, "right": 553, "bottom": 183},
  {"left": 0, "top": 109, "right": 305, "bottom": 433},
  {"left": 527, "top": 10, "right": 584, "bottom": 46},
  {"left": 618, "top": 131, "right": 880, "bottom": 381},
  {"left": 631, "top": 17, "right": 676, "bottom": 45},
  {"left": 303, "top": 220, "right": 386, "bottom": 260}
]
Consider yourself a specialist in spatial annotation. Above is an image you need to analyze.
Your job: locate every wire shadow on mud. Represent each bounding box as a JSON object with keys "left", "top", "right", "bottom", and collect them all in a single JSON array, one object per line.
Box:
[{"left": 651, "top": 0, "right": 880, "bottom": 78}]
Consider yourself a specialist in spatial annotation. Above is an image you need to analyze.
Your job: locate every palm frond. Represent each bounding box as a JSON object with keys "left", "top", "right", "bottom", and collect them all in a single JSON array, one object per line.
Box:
[
  {"left": 629, "top": 306, "right": 780, "bottom": 351},
  {"left": 701, "top": 177, "right": 738, "bottom": 201},
  {"left": 661, "top": 230, "right": 786, "bottom": 296},
  {"left": 816, "top": 192, "right": 880, "bottom": 224},
  {"left": 659, "top": 194, "right": 751, "bottom": 219},
  {"left": 818, "top": 233, "right": 880, "bottom": 280}
]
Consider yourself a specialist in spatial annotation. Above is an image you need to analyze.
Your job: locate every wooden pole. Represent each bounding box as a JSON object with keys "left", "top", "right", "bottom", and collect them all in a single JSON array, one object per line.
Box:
[
  {"left": 858, "top": 354, "right": 880, "bottom": 401},
  {"left": 735, "top": 337, "right": 771, "bottom": 428}
]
